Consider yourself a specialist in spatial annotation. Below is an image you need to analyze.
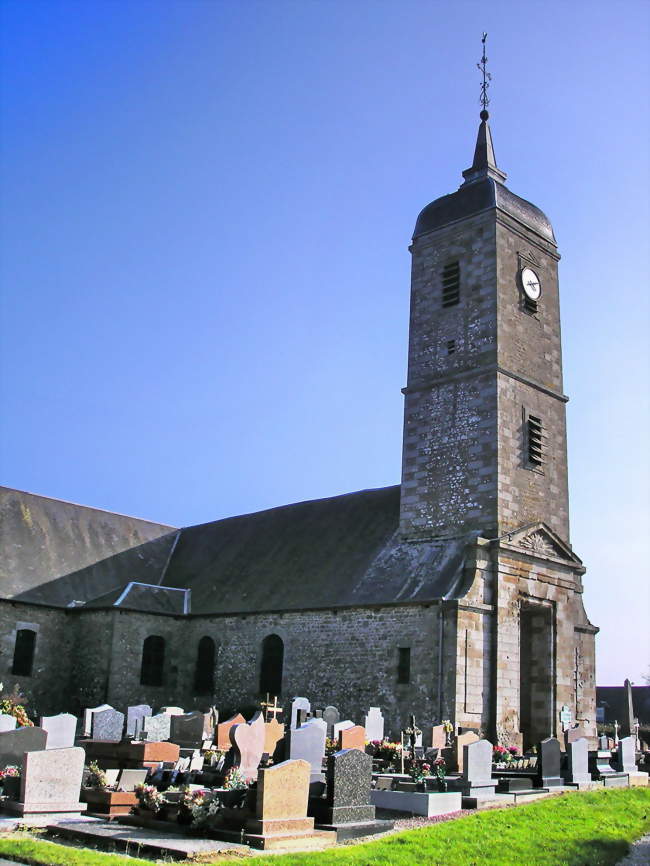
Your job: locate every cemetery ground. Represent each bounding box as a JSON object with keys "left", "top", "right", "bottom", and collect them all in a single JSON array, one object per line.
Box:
[{"left": 0, "top": 788, "right": 647, "bottom": 866}]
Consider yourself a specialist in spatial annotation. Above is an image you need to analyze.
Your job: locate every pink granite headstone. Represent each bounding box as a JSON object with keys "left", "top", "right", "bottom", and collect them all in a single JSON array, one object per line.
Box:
[{"left": 231, "top": 711, "right": 266, "bottom": 782}]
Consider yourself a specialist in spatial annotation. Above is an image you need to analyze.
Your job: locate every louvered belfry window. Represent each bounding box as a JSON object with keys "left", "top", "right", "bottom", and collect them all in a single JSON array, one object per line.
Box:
[
  {"left": 441, "top": 261, "right": 460, "bottom": 307},
  {"left": 527, "top": 413, "right": 545, "bottom": 467}
]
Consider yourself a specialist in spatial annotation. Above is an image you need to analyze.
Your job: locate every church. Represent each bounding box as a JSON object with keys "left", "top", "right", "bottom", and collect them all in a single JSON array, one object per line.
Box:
[{"left": 0, "top": 103, "right": 598, "bottom": 747}]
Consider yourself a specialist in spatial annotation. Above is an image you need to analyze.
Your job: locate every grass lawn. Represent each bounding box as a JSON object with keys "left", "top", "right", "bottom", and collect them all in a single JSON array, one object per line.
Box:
[{"left": 0, "top": 788, "right": 647, "bottom": 866}]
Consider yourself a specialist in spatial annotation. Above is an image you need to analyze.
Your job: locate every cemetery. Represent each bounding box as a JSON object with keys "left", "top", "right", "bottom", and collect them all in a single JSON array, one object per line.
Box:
[{"left": 0, "top": 686, "right": 645, "bottom": 864}]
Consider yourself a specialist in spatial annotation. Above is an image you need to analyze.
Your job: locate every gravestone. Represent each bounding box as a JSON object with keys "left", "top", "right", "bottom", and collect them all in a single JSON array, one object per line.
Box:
[
  {"left": 217, "top": 713, "right": 245, "bottom": 750},
  {"left": 446, "top": 730, "right": 479, "bottom": 772},
  {"left": 264, "top": 719, "right": 284, "bottom": 757},
  {"left": 142, "top": 712, "right": 172, "bottom": 742},
  {"left": 288, "top": 718, "right": 326, "bottom": 779},
  {"left": 622, "top": 679, "right": 635, "bottom": 737},
  {"left": 246, "top": 758, "right": 324, "bottom": 847},
  {"left": 333, "top": 720, "right": 354, "bottom": 739},
  {"left": 339, "top": 725, "right": 365, "bottom": 752},
  {"left": 430, "top": 725, "right": 446, "bottom": 749},
  {"left": 116, "top": 768, "right": 149, "bottom": 791},
  {"left": 170, "top": 711, "right": 210, "bottom": 748},
  {"left": 538, "top": 738, "right": 563, "bottom": 787},
  {"left": 322, "top": 706, "right": 340, "bottom": 738},
  {"left": 318, "top": 748, "right": 375, "bottom": 825},
  {"left": 363, "top": 708, "right": 384, "bottom": 742},
  {"left": 0, "top": 727, "right": 48, "bottom": 767},
  {"left": 446, "top": 739, "right": 496, "bottom": 800},
  {"left": 126, "top": 704, "right": 152, "bottom": 738},
  {"left": 231, "top": 711, "right": 265, "bottom": 782},
  {"left": 0, "top": 714, "right": 16, "bottom": 733},
  {"left": 40, "top": 713, "right": 77, "bottom": 749},
  {"left": 615, "top": 736, "right": 636, "bottom": 774},
  {"left": 290, "top": 697, "right": 311, "bottom": 730},
  {"left": 564, "top": 737, "right": 591, "bottom": 786},
  {"left": 83, "top": 704, "right": 111, "bottom": 737},
  {"left": 565, "top": 725, "right": 588, "bottom": 745},
  {"left": 91, "top": 708, "right": 125, "bottom": 741},
  {"left": 161, "top": 706, "right": 184, "bottom": 715},
  {"left": 4, "top": 746, "right": 85, "bottom": 816}
]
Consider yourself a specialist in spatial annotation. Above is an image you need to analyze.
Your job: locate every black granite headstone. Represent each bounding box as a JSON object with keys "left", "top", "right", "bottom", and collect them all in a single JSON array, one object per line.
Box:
[{"left": 538, "top": 737, "right": 563, "bottom": 787}]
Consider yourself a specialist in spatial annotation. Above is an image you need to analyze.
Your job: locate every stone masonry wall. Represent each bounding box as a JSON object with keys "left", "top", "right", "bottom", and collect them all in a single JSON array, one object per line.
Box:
[
  {"left": 100, "top": 604, "right": 445, "bottom": 738},
  {"left": 401, "top": 211, "right": 499, "bottom": 539},
  {"left": 0, "top": 601, "right": 72, "bottom": 716}
]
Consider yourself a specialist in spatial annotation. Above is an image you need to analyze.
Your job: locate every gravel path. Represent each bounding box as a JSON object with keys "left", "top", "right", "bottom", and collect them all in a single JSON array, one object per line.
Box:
[{"left": 615, "top": 833, "right": 650, "bottom": 866}]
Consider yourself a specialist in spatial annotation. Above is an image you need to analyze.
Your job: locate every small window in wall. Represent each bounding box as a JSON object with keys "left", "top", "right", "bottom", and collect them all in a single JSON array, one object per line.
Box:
[
  {"left": 397, "top": 647, "right": 411, "bottom": 684},
  {"left": 441, "top": 261, "right": 460, "bottom": 307},
  {"left": 140, "top": 635, "right": 165, "bottom": 687},
  {"left": 194, "top": 636, "right": 216, "bottom": 695},
  {"left": 525, "top": 410, "right": 546, "bottom": 469},
  {"left": 259, "top": 634, "right": 284, "bottom": 696},
  {"left": 446, "top": 339, "right": 456, "bottom": 355},
  {"left": 12, "top": 629, "right": 36, "bottom": 677}
]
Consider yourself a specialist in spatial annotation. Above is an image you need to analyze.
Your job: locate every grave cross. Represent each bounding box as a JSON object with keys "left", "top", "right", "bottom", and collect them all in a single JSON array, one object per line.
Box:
[
  {"left": 261, "top": 694, "right": 283, "bottom": 723},
  {"left": 400, "top": 714, "right": 422, "bottom": 773}
]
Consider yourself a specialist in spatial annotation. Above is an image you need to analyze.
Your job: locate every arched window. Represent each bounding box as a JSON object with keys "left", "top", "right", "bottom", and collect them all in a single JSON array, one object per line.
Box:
[
  {"left": 259, "top": 634, "right": 284, "bottom": 696},
  {"left": 12, "top": 629, "right": 36, "bottom": 677},
  {"left": 140, "top": 635, "right": 165, "bottom": 686},
  {"left": 194, "top": 636, "right": 216, "bottom": 695}
]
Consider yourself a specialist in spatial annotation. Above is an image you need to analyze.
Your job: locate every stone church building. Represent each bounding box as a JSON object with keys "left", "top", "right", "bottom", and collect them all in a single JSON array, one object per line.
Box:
[{"left": 0, "top": 110, "right": 598, "bottom": 747}]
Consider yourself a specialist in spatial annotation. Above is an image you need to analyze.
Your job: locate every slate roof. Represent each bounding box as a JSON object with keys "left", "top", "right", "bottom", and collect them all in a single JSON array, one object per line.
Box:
[
  {"left": 0, "top": 485, "right": 474, "bottom": 615},
  {"left": 160, "top": 486, "right": 473, "bottom": 614},
  {"left": 0, "top": 487, "right": 177, "bottom": 606},
  {"left": 413, "top": 177, "right": 556, "bottom": 244}
]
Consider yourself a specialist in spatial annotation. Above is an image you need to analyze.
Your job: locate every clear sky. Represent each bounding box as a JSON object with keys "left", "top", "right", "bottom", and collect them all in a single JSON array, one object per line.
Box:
[{"left": 1, "top": 0, "right": 648, "bottom": 686}]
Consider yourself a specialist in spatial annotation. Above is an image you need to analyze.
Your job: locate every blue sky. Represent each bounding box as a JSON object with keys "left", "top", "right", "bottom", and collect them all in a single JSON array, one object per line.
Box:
[{"left": 1, "top": 0, "right": 648, "bottom": 685}]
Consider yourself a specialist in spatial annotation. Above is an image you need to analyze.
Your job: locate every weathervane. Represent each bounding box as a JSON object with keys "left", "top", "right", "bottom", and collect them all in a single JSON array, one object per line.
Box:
[{"left": 477, "top": 32, "right": 491, "bottom": 116}]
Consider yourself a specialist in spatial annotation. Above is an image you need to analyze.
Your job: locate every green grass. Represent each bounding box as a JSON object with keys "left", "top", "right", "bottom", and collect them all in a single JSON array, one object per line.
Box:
[
  {"left": 263, "top": 788, "right": 650, "bottom": 866},
  {"left": 0, "top": 832, "right": 157, "bottom": 866},
  {"left": 0, "top": 789, "right": 647, "bottom": 866}
]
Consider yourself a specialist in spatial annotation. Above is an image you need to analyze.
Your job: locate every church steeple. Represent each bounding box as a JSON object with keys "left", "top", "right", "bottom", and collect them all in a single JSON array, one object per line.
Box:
[{"left": 462, "top": 34, "right": 506, "bottom": 185}]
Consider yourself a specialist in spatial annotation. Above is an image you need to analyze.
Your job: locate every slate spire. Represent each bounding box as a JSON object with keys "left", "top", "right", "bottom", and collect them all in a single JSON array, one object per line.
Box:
[
  {"left": 462, "top": 33, "right": 507, "bottom": 186},
  {"left": 462, "top": 109, "right": 507, "bottom": 185}
]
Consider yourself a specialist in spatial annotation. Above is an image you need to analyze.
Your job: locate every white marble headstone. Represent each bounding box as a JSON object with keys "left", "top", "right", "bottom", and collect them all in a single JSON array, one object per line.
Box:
[
  {"left": 290, "top": 697, "right": 311, "bottom": 730},
  {"left": 332, "top": 720, "right": 354, "bottom": 739},
  {"left": 40, "top": 713, "right": 77, "bottom": 749},
  {"left": 363, "top": 707, "right": 385, "bottom": 742},
  {"left": 288, "top": 718, "right": 327, "bottom": 777},
  {"left": 0, "top": 714, "right": 17, "bottom": 733}
]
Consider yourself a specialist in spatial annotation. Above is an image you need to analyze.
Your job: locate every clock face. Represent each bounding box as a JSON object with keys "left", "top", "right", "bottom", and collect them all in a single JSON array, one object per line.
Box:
[{"left": 521, "top": 266, "right": 541, "bottom": 301}]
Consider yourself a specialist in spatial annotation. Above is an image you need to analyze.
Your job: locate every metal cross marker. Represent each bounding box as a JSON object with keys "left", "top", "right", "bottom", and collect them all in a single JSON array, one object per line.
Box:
[
  {"left": 400, "top": 714, "right": 422, "bottom": 772},
  {"left": 260, "top": 693, "right": 283, "bottom": 722},
  {"left": 477, "top": 32, "right": 492, "bottom": 112}
]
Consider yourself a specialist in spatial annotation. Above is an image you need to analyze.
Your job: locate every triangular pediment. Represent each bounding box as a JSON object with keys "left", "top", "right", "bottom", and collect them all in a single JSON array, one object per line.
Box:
[{"left": 497, "top": 522, "right": 583, "bottom": 566}]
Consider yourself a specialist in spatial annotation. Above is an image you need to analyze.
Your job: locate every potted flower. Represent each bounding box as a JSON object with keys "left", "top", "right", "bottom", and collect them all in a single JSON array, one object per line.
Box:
[
  {"left": 178, "top": 787, "right": 206, "bottom": 825},
  {"left": 219, "top": 767, "right": 248, "bottom": 808},
  {"left": 433, "top": 755, "right": 447, "bottom": 791},
  {"left": 0, "top": 684, "right": 33, "bottom": 729},
  {"left": 134, "top": 783, "right": 166, "bottom": 819},
  {"left": 0, "top": 765, "right": 21, "bottom": 800}
]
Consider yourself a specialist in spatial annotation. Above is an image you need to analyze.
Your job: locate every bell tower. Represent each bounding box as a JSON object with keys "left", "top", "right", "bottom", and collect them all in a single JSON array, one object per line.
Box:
[{"left": 400, "top": 51, "right": 569, "bottom": 545}]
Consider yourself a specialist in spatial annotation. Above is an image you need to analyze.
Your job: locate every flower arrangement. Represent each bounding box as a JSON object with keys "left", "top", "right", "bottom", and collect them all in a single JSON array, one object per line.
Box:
[
  {"left": 0, "top": 685, "right": 33, "bottom": 728},
  {"left": 0, "top": 765, "right": 20, "bottom": 780},
  {"left": 492, "top": 744, "right": 519, "bottom": 766},
  {"left": 408, "top": 760, "right": 432, "bottom": 783},
  {"left": 325, "top": 737, "right": 339, "bottom": 756},
  {"left": 134, "top": 783, "right": 166, "bottom": 813},
  {"left": 368, "top": 739, "right": 402, "bottom": 766},
  {"left": 178, "top": 786, "right": 206, "bottom": 824},
  {"left": 222, "top": 767, "right": 247, "bottom": 791},
  {"left": 191, "top": 792, "right": 222, "bottom": 829},
  {"left": 86, "top": 761, "right": 108, "bottom": 789}
]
